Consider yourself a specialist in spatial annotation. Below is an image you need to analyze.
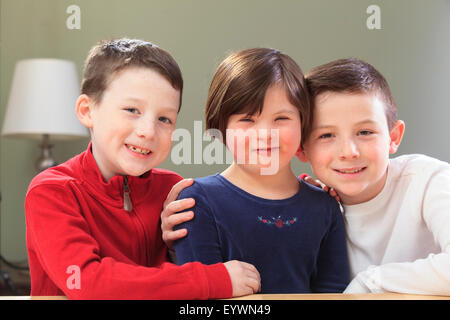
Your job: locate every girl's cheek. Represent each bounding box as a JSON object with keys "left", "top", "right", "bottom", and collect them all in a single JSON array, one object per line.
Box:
[
  {"left": 280, "top": 128, "right": 301, "bottom": 148},
  {"left": 226, "top": 134, "right": 250, "bottom": 163}
]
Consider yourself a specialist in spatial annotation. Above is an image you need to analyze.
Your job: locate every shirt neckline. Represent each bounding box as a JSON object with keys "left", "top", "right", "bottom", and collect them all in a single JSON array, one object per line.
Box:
[
  {"left": 79, "top": 142, "right": 154, "bottom": 207},
  {"left": 214, "top": 173, "right": 304, "bottom": 205},
  {"left": 343, "top": 164, "right": 393, "bottom": 217}
]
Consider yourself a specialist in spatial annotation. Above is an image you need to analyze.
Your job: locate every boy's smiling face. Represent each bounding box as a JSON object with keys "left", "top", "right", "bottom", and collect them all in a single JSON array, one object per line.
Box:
[
  {"left": 300, "top": 91, "right": 404, "bottom": 205},
  {"left": 77, "top": 67, "right": 180, "bottom": 181}
]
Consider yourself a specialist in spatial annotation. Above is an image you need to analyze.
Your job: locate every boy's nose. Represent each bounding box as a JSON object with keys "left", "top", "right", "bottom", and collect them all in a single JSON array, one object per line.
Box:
[
  {"left": 135, "top": 119, "right": 156, "bottom": 139},
  {"left": 338, "top": 139, "right": 359, "bottom": 159}
]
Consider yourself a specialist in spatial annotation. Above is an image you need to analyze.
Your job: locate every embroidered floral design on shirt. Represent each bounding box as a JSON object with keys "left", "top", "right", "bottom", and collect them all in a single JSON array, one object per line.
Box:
[{"left": 258, "top": 216, "right": 297, "bottom": 228}]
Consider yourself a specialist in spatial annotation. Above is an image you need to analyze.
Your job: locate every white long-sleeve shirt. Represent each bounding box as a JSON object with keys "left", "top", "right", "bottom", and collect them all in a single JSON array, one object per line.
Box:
[{"left": 343, "top": 154, "right": 450, "bottom": 295}]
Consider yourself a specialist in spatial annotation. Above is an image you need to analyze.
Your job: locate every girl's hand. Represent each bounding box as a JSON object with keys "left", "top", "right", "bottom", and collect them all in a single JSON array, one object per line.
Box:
[
  {"left": 300, "top": 174, "right": 341, "bottom": 203},
  {"left": 161, "top": 179, "right": 195, "bottom": 250}
]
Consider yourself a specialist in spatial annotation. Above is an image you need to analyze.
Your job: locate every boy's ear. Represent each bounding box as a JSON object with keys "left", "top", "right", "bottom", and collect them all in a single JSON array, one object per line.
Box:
[
  {"left": 296, "top": 145, "right": 309, "bottom": 163},
  {"left": 389, "top": 120, "right": 405, "bottom": 154},
  {"left": 76, "top": 94, "right": 94, "bottom": 129}
]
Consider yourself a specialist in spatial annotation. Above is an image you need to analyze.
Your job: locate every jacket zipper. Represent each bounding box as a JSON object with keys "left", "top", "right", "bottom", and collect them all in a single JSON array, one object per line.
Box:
[
  {"left": 122, "top": 176, "right": 149, "bottom": 265},
  {"left": 123, "top": 176, "right": 133, "bottom": 212}
]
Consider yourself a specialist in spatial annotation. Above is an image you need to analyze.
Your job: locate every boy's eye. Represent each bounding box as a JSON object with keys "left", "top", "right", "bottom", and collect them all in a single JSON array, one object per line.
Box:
[
  {"left": 159, "top": 116, "right": 173, "bottom": 125},
  {"left": 239, "top": 117, "right": 254, "bottom": 122},
  {"left": 275, "top": 116, "right": 290, "bottom": 121},
  {"left": 318, "top": 133, "right": 333, "bottom": 139},
  {"left": 358, "top": 130, "right": 373, "bottom": 136}
]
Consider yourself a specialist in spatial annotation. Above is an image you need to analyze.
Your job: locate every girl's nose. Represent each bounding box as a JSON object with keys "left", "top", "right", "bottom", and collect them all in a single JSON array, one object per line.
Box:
[{"left": 255, "top": 122, "right": 278, "bottom": 144}]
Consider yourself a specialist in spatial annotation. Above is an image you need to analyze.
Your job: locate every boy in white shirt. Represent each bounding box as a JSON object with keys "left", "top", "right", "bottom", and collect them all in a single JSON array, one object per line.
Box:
[
  {"left": 297, "top": 58, "right": 450, "bottom": 294},
  {"left": 161, "top": 58, "right": 450, "bottom": 295}
]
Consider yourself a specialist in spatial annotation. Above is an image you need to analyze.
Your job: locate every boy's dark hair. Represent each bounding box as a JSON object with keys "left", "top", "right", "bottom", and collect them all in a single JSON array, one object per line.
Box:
[
  {"left": 205, "top": 48, "right": 311, "bottom": 145},
  {"left": 81, "top": 38, "right": 183, "bottom": 109},
  {"left": 305, "top": 58, "right": 397, "bottom": 135}
]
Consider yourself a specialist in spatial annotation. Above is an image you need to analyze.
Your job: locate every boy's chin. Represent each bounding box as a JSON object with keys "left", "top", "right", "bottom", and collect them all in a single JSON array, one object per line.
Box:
[
  {"left": 337, "top": 188, "right": 369, "bottom": 205},
  {"left": 122, "top": 166, "right": 152, "bottom": 177}
]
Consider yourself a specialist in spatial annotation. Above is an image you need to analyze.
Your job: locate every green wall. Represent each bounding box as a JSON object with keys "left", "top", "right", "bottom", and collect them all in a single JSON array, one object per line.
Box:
[{"left": 1, "top": 0, "right": 449, "bottom": 262}]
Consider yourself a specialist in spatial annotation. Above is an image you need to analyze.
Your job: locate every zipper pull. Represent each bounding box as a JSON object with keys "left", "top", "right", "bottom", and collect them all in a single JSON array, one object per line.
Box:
[{"left": 123, "top": 176, "right": 132, "bottom": 212}]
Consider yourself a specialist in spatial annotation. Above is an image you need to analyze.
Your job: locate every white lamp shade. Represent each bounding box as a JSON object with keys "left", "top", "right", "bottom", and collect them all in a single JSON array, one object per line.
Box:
[{"left": 2, "top": 58, "right": 89, "bottom": 140}]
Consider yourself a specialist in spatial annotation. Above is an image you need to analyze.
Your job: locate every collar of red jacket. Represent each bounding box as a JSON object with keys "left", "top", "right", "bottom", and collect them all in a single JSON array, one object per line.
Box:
[{"left": 77, "top": 142, "right": 154, "bottom": 208}]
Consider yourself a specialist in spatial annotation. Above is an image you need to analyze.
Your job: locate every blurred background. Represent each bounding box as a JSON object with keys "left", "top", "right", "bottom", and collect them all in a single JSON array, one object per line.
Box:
[{"left": 0, "top": 0, "right": 449, "bottom": 292}]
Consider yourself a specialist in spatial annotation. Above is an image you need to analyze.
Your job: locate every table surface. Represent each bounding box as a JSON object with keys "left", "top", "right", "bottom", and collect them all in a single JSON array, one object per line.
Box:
[
  {"left": 0, "top": 293, "right": 449, "bottom": 300},
  {"left": 228, "top": 293, "right": 450, "bottom": 300}
]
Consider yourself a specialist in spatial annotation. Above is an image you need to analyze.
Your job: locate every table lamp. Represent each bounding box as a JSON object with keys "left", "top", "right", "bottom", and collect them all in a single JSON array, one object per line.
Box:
[{"left": 1, "top": 59, "right": 89, "bottom": 171}]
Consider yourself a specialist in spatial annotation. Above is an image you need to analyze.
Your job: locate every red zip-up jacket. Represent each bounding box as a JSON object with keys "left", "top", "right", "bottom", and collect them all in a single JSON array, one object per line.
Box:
[{"left": 25, "top": 144, "right": 232, "bottom": 299}]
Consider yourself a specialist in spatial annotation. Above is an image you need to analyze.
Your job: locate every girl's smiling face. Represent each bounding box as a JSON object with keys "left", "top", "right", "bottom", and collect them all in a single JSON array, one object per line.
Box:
[{"left": 225, "top": 84, "right": 302, "bottom": 176}]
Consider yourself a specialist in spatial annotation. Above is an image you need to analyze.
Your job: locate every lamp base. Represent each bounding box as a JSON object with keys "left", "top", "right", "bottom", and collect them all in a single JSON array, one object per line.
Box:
[{"left": 36, "top": 134, "right": 57, "bottom": 171}]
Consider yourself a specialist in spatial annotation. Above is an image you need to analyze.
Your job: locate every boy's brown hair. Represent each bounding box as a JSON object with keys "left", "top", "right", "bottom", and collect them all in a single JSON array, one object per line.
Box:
[
  {"left": 81, "top": 38, "right": 183, "bottom": 109},
  {"left": 305, "top": 58, "right": 397, "bottom": 135},
  {"left": 205, "top": 48, "right": 311, "bottom": 145}
]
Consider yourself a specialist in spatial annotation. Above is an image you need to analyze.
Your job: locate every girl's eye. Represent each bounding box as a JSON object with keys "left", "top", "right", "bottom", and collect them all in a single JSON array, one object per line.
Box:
[
  {"left": 159, "top": 116, "right": 173, "bottom": 124},
  {"left": 318, "top": 133, "right": 333, "bottom": 139},
  {"left": 275, "top": 116, "right": 289, "bottom": 121},
  {"left": 125, "top": 107, "right": 139, "bottom": 114},
  {"left": 239, "top": 117, "right": 254, "bottom": 122}
]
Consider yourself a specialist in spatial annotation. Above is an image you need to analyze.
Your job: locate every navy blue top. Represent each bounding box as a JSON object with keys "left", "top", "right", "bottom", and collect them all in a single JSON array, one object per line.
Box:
[{"left": 174, "top": 174, "right": 350, "bottom": 293}]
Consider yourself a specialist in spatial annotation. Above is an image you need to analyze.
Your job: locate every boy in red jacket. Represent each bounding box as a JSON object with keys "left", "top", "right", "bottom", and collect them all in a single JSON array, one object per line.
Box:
[{"left": 25, "top": 38, "right": 260, "bottom": 299}]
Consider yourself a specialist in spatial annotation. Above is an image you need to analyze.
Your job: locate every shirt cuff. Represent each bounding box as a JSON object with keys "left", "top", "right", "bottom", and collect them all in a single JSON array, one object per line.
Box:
[
  {"left": 203, "top": 262, "right": 233, "bottom": 299},
  {"left": 344, "top": 276, "right": 370, "bottom": 293},
  {"left": 345, "top": 266, "right": 386, "bottom": 293}
]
